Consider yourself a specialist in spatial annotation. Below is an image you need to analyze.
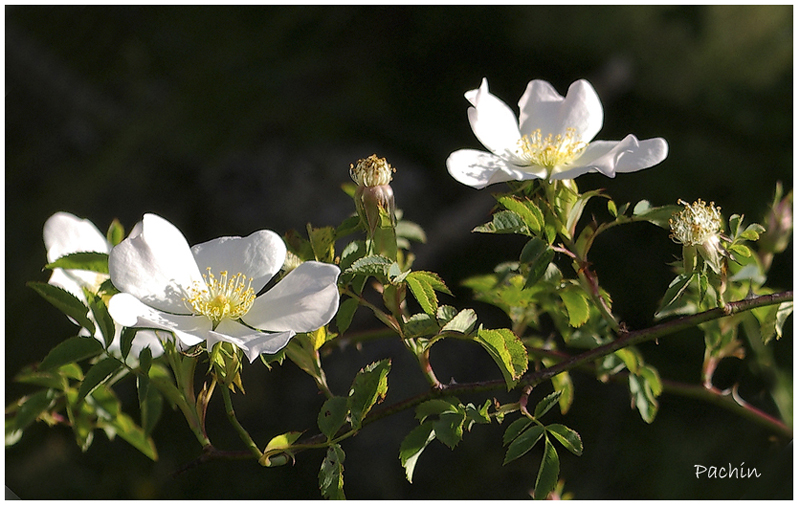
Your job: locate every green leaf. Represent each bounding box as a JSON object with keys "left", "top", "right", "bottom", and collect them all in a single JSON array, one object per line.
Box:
[
  {"left": 119, "top": 327, "right": 137, "bottom": 360},
  {"left": 534, "top": 391, "right": 562, "bottom": 420},
  {"left": 440, "top": 308, "right": 478, "bottom": 334},
  {"left": 399, "top": 421, "right": 435, "bottom": 483},
  {"left": 656, "top": 273, "right": 694, "bottom": 316},
  {"left": 259, "top": 431, "right": 304, "bottom": 467},
  {"left": 319, "top": 444, "right": 346, "bottom": 500},
  {"left": 39, "top": 336, "right": 104, "bottom": 371},
  {"left": 503, "top": 425, "right": 544, "bottom": 465},
  {"left": 105, "top": 412, "right": 158, "bottom": 461},
  {"left": 406, "top": 271, "right": 451, "bottom": 315},
  {"left": 45, "top": 252, "right": 109, "bottom": 274},
  {"left": 76, "top": 357, "right": 123, "bottom": 403},
  {"left": 475, "top": 328, "right": 528, "bottom": 390},
  {"left": 497, "top": 195, "right": 544, "bottom": 233},
  {"left": 532, "top": 437, "right": 560, "bottom": 500},
  {"left": 28, "top": 282, "right": 95, "bottom": 335},
  {"left": 335, "top": 215, "right": 362, "bottom": 240},
  {"left": 13, "top": 390, "right": 57, "bottom": 431},
  {"left": 607, "top": 200, "right": 618, "bottom": 217},
  {"left": 318, "top": 396, "right": 349, "bottom": 441},
  {"left": 404, "top": 313, "right": 440, "bottom": 338},
  {"left": 464, "top": 400, "right": 492, "bottom": 429},
  {"left": 629, "top": 372, "right": 660, "bottom": 423},
  {"left": 348, "top": 359, "right": 391, "bottom": 428},
  {"left": 344, "top": 255, "right": 393, "bottom": 279},
  {"left": 559, "top": 287, "right": 590, "bottom": 327},
  {"left": 335, "top": 297, "right": 360, "bottom": 335},
  {"left": 546, "top": 424, "right": 583, "bottom": 456},
  {"left": 307, "top": 224, "right": 336, "bottom": 263},
  {"left": 415, "top": 398, "right": 459, "bottom": 422},
  {"left": 433, "top": 411, "right": 466, "bottom": 449},
  {"left": 503, "top": 417, "right": 533, "bottom": 446},
  {"left": 396, "top": 220, "right": 427, "bottom": 244},
  {"left": 521, "top": 238, "right": 555, "bottom": 289},
  {"left": 633, "top": 201, "right": 682, "bottom": 229},
  {"left": 87, "top": 293, "right": 116, "bottom": 349},
  {"left": 106, "top": 219, "right": 125, "bottom": 246},
  {"left": 738, "top": 223, "right": 766, "bottom": 242},
  {"left": 473, "top": 210, "right": 529, "bottom": 235},
  {"left": 565, "top": 190, "right": 603, "bottom": 237}
]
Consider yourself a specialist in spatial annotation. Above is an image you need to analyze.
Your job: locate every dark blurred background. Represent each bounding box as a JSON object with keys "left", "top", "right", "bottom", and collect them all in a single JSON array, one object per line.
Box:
[{"left": 5, "top": 5, "right": 792, "bottom": 499}]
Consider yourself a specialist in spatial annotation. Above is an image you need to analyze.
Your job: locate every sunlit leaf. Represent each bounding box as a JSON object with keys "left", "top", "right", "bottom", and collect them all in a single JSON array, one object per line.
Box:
[
  {"left": 546, "top": 424, "right": 583, "bottom": 456},
  {"left": 473, "top": 210, "right": 529, "bottom": 235},
  {"left": 559, "top": 287, "right": 590, "bottom": 328},
  {"left": 399, "top": 421, "right": 435, "bottom": 483},
  {"left": 533, "top": 391, "right": 562, "bottom": 420},
  {"left": 348, "top": 359, "right": 391, "bottom": 428},
  {"left": 475, "top": 328, "right": 528, "bottom": 390},
  {"left": 45, "top": 252, "right": 109, "bottom": 274}
]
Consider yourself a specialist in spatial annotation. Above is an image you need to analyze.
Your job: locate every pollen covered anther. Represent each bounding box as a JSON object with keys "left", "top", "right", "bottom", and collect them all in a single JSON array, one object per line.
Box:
[
  {"left": 516, "top": 127, "right": 587, "bottom": 170},
  {"left": 185, "top": 268, "right": 256, "bottom": 326},
  {"left": 669, "top": 199, "right": 722, "bottom": 247}
]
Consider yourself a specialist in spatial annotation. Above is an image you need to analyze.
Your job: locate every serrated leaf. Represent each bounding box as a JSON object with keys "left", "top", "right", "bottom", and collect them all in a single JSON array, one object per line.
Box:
[
  {"left": 137, "top": 374, "right": 163, "bottom": 437},
  {"left": 497, "top": 195, "right": 544, "bottom": 233},
  {"left": 503, "top": 425, "right": 544, "bottom": 465},
  {"left": 546, "top": 424, "right": 583, "bottom": 456},
  {"left": 399, "top": 421, "right": 435, "bottom": 483},
  {"left": 404, "top": 313, "right": 440, "bottom": 338},
  {"left": 39, "top": 336, "right": 104, "bottom": 371},
  {"left": 532, "top": 437, "right": 560, "bottom": 499},
  {"left": 76, "top": 357, "right": 123, "bottom": 403},
  {"left": 28, "top": 282, "right": 95, "bottom": 335},
  {"left": 415, "top": 398, "right": 460, "bottom": 422},
  {"left": 335, "top": 215, "right": 362, "bottom": 240},
  {"left": 475, "top": 329, "right": 528, "bottom": 390},
  {"left": 440, "top": 308, "right": 478, "bottom": 334},
  {"left": 559, "top": 287, "right": 590, "bottom": 327},
  {"left": 318, "top": 396, "right": 349, "bottom": 440},
  {"left": 503, "top": 417, "right": 533, "bottom": 446},
  {"left": 344, "top": 255, "right": 393, "bottom": 279},
  {"left": 433, "top": 411, "right": 466, "bottom": 449},
  {"left": 319, "top": 444, "right": 346, "bottom": 500},
  {"left": 406, "top": 271, "right": 451, "bottom": 315},
  {"left": 348, "top": 359, "right": 391, "bottom": 428},
  {"left": 45, "top": 252, "right": 109, "bottom": 273},
  {"left": 464, "top": 400, "right": 492, "bottom": 428},
  {"left": 534, "top": 391, "right": 562, "bottom": 420},
  {"left": 473, "top": 210, "right": 529, "bottom": 235},
  {"left": 656, "top": 273, "right": 693, "bottom": 315}
]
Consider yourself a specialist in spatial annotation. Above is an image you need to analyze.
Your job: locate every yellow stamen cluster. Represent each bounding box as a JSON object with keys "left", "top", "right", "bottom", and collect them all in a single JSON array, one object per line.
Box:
[
  {"left": 669, "top": 199, "right": 722, "bottom": 246},
  {"left": 185, "top": 268, "right": 256, "bottom": 326},
  {"left": 516, "top": 127, "right": 587, "bottom": 170},
  {"left": 350, "top": 154, "right": 395, "bottom": 187}
]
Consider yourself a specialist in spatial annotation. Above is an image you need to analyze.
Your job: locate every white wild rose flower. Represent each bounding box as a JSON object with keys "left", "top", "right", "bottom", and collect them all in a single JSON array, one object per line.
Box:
[
  {"left": 107, "top": 214, "right": 340, "bottom": 362},
  {"left": 447, "top": 78, "right": 669, "bottom": 188}
]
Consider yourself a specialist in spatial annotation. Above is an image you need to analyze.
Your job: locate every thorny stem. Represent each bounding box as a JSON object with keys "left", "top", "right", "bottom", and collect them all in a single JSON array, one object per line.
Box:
[{"left": 174, "top": 290, "right": 792, "bottom": 472}]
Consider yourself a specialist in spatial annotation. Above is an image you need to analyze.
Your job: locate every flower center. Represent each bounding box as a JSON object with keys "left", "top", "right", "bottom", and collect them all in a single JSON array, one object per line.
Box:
[
  {"left": 516, "top": 128, "right": 587, "bottom": 170},
  {"left": 669, "top": 199, "right": 722, "bottom": 246},
  {"left": 185, "top": 268, "right": 256, "bottom": 326},
  {"left": 350, "top": 154, "right": 395, "bottom": 187}
]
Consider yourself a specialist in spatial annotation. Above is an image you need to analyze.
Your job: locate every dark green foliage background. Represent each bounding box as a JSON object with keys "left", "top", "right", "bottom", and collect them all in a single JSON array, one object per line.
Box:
[{"left": 5, "top": 5, "right": 792, "bottom": 499}]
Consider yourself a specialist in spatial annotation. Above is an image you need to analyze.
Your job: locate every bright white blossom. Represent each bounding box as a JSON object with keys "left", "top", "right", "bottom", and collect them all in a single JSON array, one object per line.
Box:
[
  {"left": 446, "top": 78, "right": 669, "bottom": 188},
  {"left": 43, "top": 212, "right": 164, "bottom": 359},
  {"left": 107, "top": 214, "right": 340, "bottom": 362}
]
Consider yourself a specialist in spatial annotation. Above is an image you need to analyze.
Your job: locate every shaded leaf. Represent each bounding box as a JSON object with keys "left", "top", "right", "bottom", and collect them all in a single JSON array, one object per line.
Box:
[
  {"left": 521, "top": 238, "right": 555, "bottom": 289},
  {"left": 503, "top": 417, "right": 533, "bottom": 446},
  {"left": 76, "top": 357, "right": 123, "bottom": 404},
  {"left": 348, "top": 359, "right": 391, "bottom": 428},
  {"left": 39, "top": 336, "right": 104, "bottom": 371},
  {"left": 319, "top": 444, "right": 346, "bottom": 500},
  {"left": 318, "top": 396, "right": 349, "bottom": 441},
  {"left": 28, "top": 282, "right": 95, "bottom": 335},
  {"left": 335, "top": 297, "right": 360, "bottom": 335},
  {"left": 503, "top": 425, "right": 544, "bottom": 465},
  {"left": 546, "top": 424, "right": 583, "bottom": 456},
  {"left": 105, "top": 412, "right": 158, "bottom": 461},
  {"left": 533, "top": 391, "right": 562, "bottom": 420},
  {"left": 13, "top": 390, "right": 56, "bottom": 431},
  {"left": 532, "top": 437, "right": 560, "bottom": 500}
]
